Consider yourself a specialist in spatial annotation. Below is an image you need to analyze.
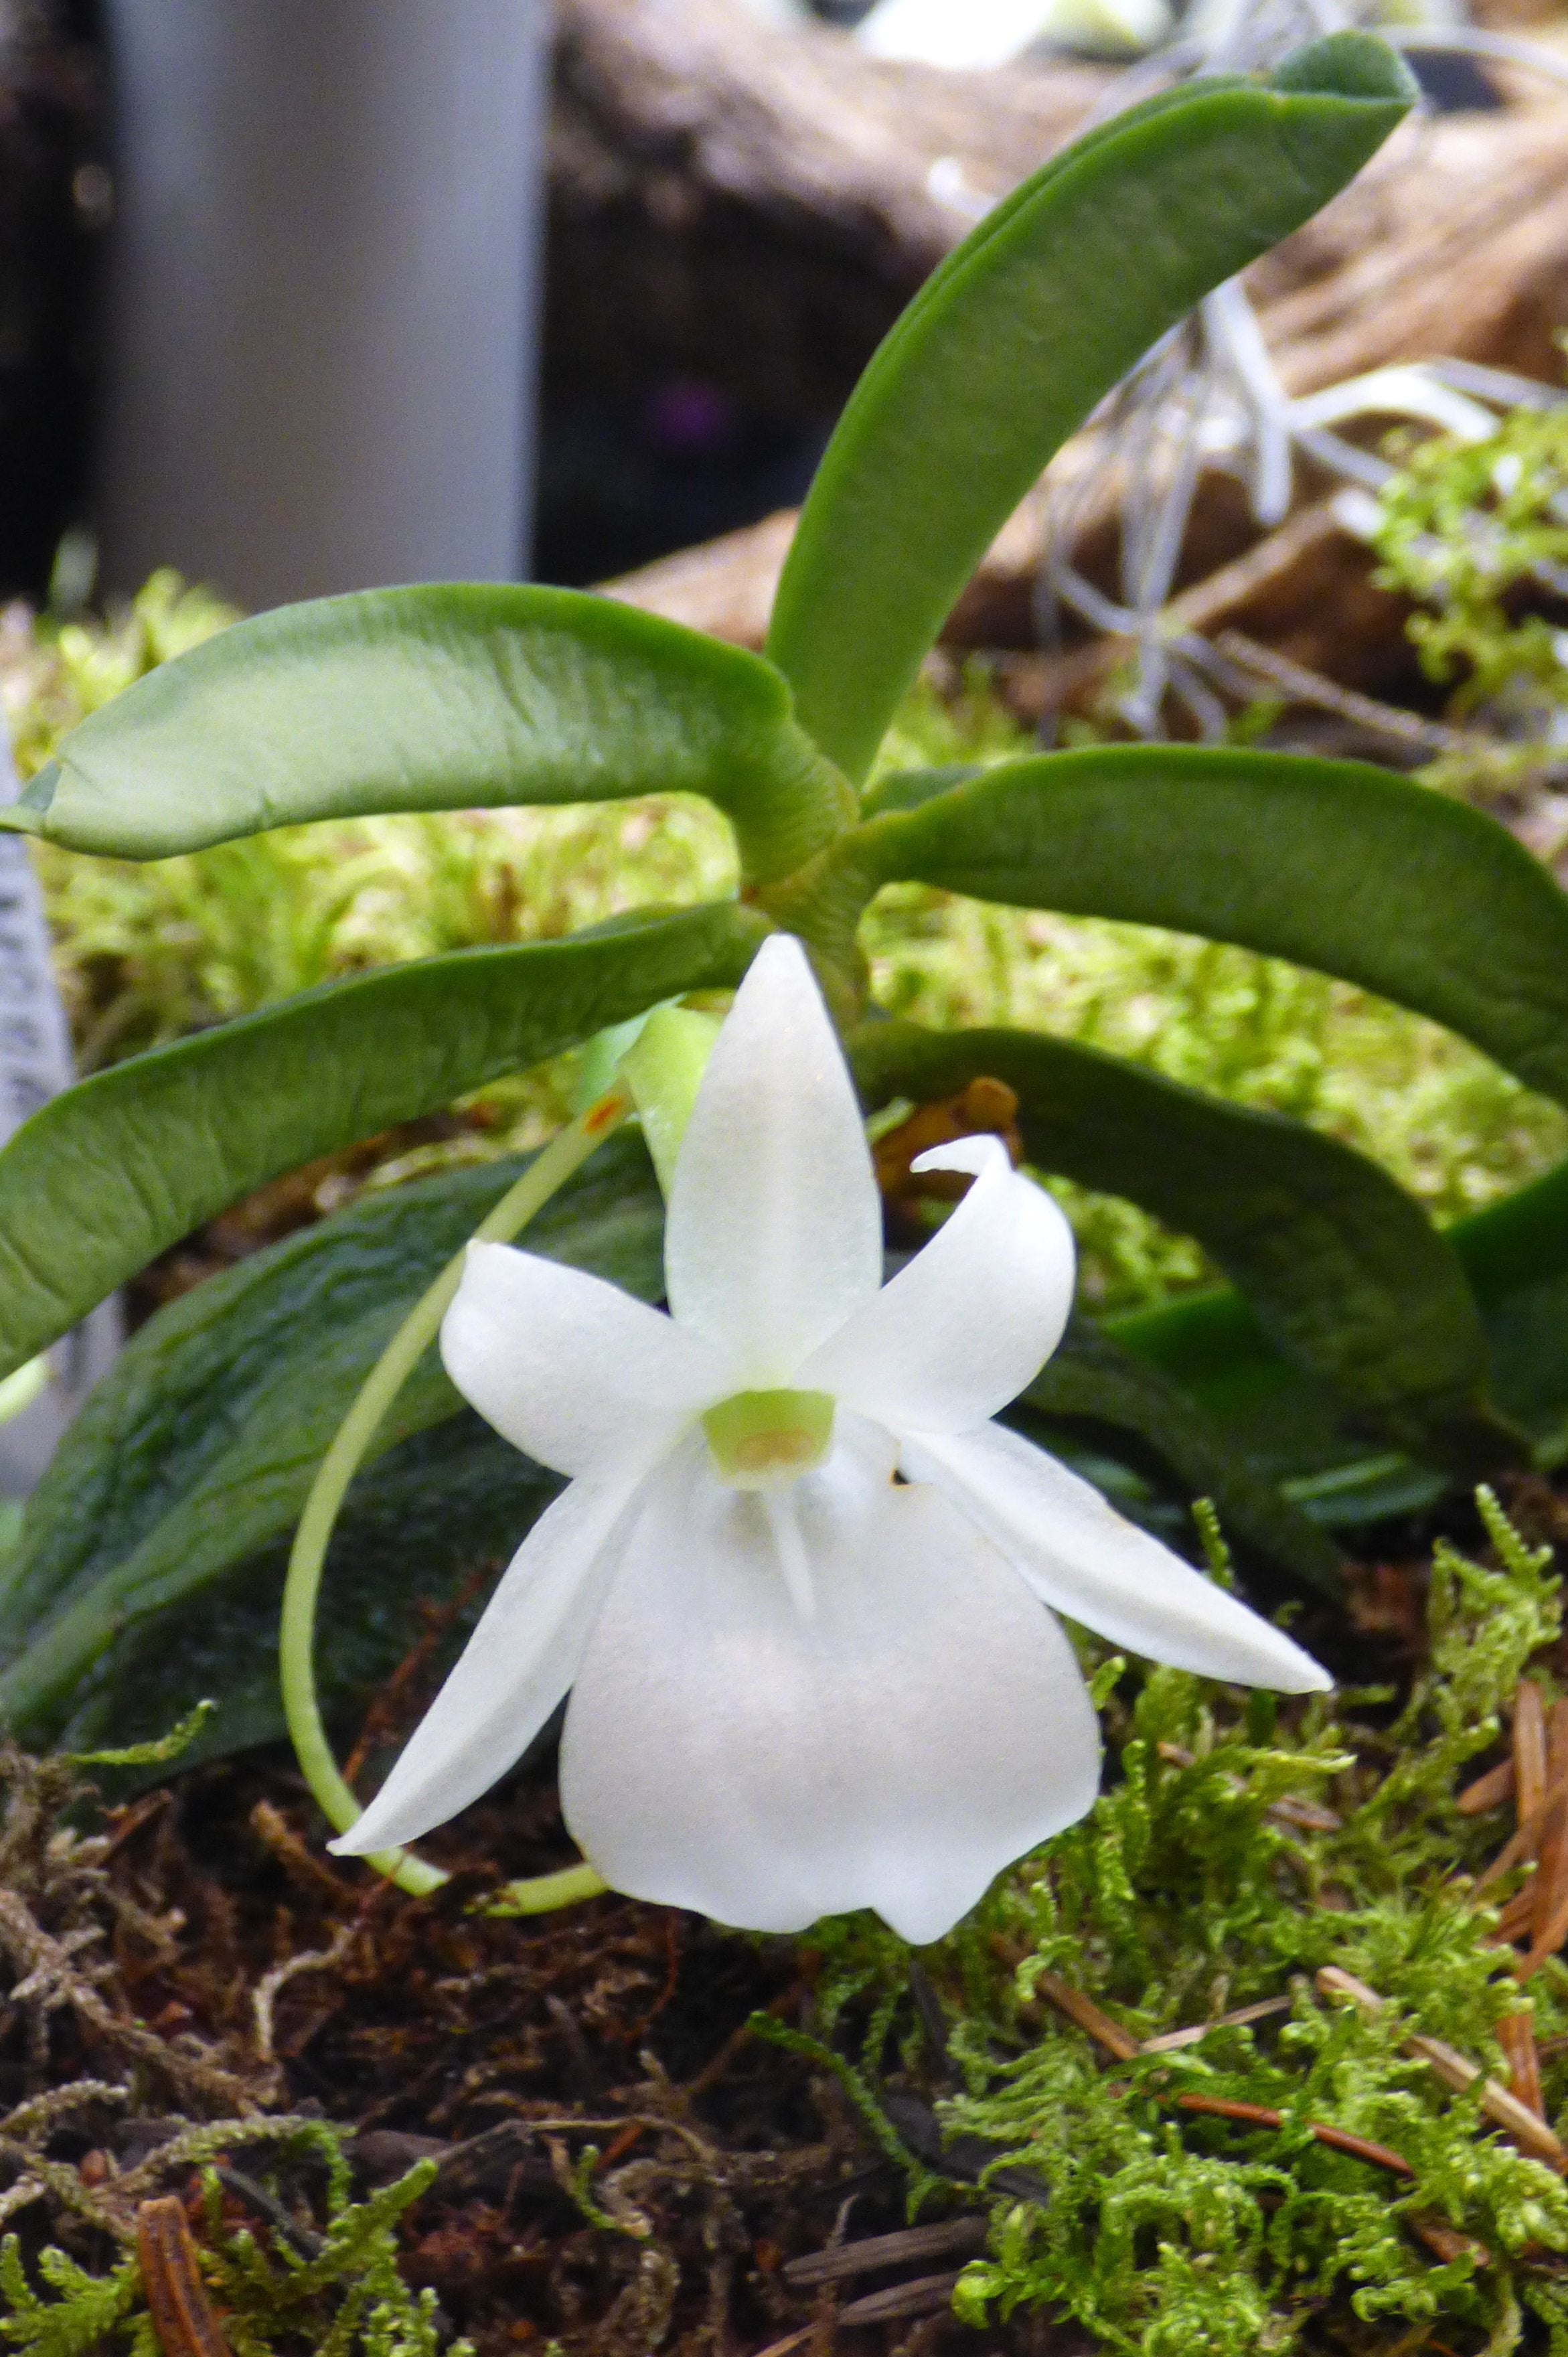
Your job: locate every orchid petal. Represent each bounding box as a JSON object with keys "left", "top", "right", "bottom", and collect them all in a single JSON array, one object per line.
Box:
[
  {"left": 798, "top": 1136, "right": 1075, "bottom": 1431},
  {"left": 559, "top": 1419, "right": 1100, "bottom": 1943},
  {"left": 903, "top": 1422, "right": 1330, "bottom": 1692},
  {"left": 663, "top": 933, "right": 882, "bottom": 1382},
  {"left": 331, "top": 1456, "right": 657, "bottom": 1856},
  {"left": 441, "top": 1240, "right": 734, "bottom": 1479}
]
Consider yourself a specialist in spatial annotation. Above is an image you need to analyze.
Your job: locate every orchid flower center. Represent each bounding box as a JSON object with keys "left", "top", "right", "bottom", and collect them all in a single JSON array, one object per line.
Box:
[{"left": 702, "top": 1388, "right": 836, "bottom": 1489}]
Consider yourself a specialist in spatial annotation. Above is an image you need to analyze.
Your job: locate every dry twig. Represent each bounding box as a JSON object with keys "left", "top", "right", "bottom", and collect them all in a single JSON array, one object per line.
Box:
[
  {"left": 136, "top": 2196, "right": 234, "bottom": 2357},
  {"left": 1316, "top": 1967, "right": 1565, "bottom": 2165}
]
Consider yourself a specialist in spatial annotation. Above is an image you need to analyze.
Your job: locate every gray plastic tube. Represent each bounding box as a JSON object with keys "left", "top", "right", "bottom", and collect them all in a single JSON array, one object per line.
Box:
[
  {"left": 0, "top": 733, "right": 119, "bottom": 1497},
  {"left": 97, "top": 0, "right": 548, "bottom": 607}
]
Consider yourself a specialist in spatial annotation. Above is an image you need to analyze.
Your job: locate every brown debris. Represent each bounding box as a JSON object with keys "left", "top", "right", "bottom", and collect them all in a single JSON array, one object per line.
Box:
[
  {"left": 1457, "top": 1758, "right": 1518, "bottom": 1817},
  {"left": 1031, "top": 1971, "right": 1141, "bottom": 2063},
  {"left": 783, "top": 2216, "right": 988, "bottom": 2287},
  {"left": 1140, "top": 1996, "right": 1295, "bottom": 2053},
  {"left": 874, "top": 1078, "right": 1022, "bottom": 1244},
  {"left": 135, "top": 2196, "right": 234, "bottom": 2357},
  {"left": 837, "top": 2269, "right": 968, "bottom": 2326},
  {"left": 1, "top": 1736, "right": 913, "bottom": 2352},
  {"left": 1173, "top": 2093, "right": 1416, "bottom": 2178},
  {"left": 1498, "top": 2013, "right": 1546, "bottom": 2121},
  {"left": 1408, "top": 2215, "right": 1493, "bottom": 2269}
]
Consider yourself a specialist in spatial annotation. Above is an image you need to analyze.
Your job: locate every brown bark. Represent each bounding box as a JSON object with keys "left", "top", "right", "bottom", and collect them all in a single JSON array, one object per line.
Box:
[
  {"left": 548, "top": 0, "right": 1109, "bottom": 421},
  {"left": 593, "top": 52, "right": 1568, "bottom": 702}
]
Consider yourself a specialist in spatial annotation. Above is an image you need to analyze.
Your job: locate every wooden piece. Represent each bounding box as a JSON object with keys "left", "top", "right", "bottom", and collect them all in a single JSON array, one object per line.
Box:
[
  {"left": 783, "top": 2216, "right": 989, "bottom": 2286},
  {"left": 603, "top": 508, "right": 797, "bottom": 650},
  {"left": 1309, "top": 2123, "right": 1420, "bottom": 2175},
  {"left": 836, "top": 2269, "right": 967, "bottom": 2325},
  {"left": 549, "top": 0, "right": 1107, "bottom": 419},
  {"left": 1033, "top": 1970, "right": 1142, "bottom": 2062},
  {"left": 1518, "top": 1681, "right": 1551, "bottom": 1825},
  {"left": 583, "top": 25, "right": 1568, "bottom": 709},
  {"left": 1141, "top": 1995, "right": 1295, "bottom": 2052},
  {"left": 135, "top": 2197, "right": 232, "bottom": 2357},
  {"left": 1458, "top": 1758, "right": 1518, "bottom": 1816},
  {"left": 1214, "top": 631, "right": 1483, "bottom": 761},
  {"left": 1521, "top": 1697, "right": 1568, "bottom": 1969},
  {"left": 1498, "top": 2013, "right": 1546, "bottom": 2119},
  {"left": 1409, "top": 2214, "right": 1492, "bottom": 2267},
  {"left": 1472, "top": 1795, "right": 1557, "bottom": 1900},
  {"left": 1494, "top": 1884, "right": 1543, "bottom": 1943},
  {"left": 557, "top": 1, "right": 1568, "bottom": 426},
  {"left": 1174, "top": 2092, "right": 1417, "bottom": 2176},
  {"left": 1520, "top": 1872, "right": 1568, "bottom": 1980},
  {"left": 1175, "top": 2093, "right": 1286, "bottom": 2128}
]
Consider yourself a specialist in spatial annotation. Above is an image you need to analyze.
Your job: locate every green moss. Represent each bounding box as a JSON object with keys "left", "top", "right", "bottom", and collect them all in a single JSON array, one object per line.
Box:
[
  {"left": 1369, "top": 388, "right": 1568, "bottom": 731},
  {"left": 0, "top": 2129, "right": 464, "bottom": 2357},
  {"left": 802, "top": 1495, "right": 1568, "bottom": 2354}
]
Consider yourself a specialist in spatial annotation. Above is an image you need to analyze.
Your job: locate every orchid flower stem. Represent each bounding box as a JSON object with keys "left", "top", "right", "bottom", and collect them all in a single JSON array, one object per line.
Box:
[{"left": 279, "top": 1089, "right": 631, "bottom": 1906}]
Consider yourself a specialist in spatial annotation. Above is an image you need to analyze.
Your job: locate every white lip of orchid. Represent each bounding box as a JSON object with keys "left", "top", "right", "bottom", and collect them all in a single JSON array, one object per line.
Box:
[{"left": 331, "top": 931, "right": 1332, "bottom": 1945}]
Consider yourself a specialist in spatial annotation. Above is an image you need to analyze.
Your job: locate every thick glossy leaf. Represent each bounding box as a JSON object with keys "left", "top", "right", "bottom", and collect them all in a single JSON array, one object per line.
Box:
[
  {"left": 856, "top": 747, "right": 1568, "bottom": 1105},
  {"left": 0, "top": 1136, "right": 663, "bottom": 1739},
  {"left": 1110, "top": 1150, "right": 1568, "bottom": 1526},
  {"left": 52, "top": 1415, "right": 560, "bottom": 1768},
  {"left": 0, "top": 900, "right": 764, "bottom": 1382},
  {"left": 766, "top": 35, "right": 1414, "bottom": 781},
  {"left": 1016, "top": 1315, "right": 1341, "bottom": 1597},
  {"left": 850, "top": 1020, "right": 1518, "bottom": 1472},
  {"left": 3, "top": 585, "right": 852, "bottom": 884}
]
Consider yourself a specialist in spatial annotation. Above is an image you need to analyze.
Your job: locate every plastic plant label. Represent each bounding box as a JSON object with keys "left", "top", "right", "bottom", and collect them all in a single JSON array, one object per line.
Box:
[{"left": 0, "top": 733, "right": 119, "bottom": 1494}]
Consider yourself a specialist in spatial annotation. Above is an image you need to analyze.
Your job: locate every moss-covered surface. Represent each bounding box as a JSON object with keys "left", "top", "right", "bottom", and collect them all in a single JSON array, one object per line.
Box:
[
  {"left": 0, "top": 1495, "right": 1566, "bottom": 2352},
  {"left": 801, "top": 1493, "right": 1568, "bottom": 2353}
]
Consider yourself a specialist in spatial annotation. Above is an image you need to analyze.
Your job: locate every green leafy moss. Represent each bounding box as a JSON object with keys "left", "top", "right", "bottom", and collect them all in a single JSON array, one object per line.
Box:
[
  {"left": 1370, "top": 389, "right": 1568, "bottom": 727},
  {"left": 0, "top": 2127, "right": 464, "bottom": 2357},
  {"left": 804, "top": 1495, "right": 1568, "bottom": 2354}
]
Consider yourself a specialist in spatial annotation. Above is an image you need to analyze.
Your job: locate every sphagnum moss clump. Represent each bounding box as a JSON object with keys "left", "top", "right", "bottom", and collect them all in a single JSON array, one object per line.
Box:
[{"left": 800, "top": 1493, "right": 1568, "bottom": 2355}]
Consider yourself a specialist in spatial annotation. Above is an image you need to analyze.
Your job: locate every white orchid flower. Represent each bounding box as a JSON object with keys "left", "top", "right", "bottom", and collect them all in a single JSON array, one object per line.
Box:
[{"left": 333, "top": 933, "right": 1328, "bottom": 1943}]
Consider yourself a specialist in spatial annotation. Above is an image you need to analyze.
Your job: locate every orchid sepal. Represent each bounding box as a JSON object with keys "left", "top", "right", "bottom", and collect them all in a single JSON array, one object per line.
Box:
[{"left": 333, "top": 935, "right": 1331, "bottom": 1941}]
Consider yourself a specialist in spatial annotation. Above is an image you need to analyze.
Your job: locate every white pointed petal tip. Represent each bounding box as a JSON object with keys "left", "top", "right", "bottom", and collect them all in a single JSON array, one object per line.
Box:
[
  {"left": 903, "top": 1424, "right": 1332, "bottom": 1696},
  {"left": 799, "top": 1134, "right": 1075, "bottom": 1434},
  {"left": 329, "top": 1464, "right": 650, "bottom": 1856},
  {"left": 663, "top": 931, "right": 881, "bottom": 1378},
  {"left": 909, "top": 1134, "right": 1008, "bottom": 1179}
]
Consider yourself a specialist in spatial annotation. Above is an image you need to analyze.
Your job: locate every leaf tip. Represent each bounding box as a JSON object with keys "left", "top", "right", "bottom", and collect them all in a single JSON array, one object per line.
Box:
[{"left": 1268, "top": 30, "right": 1419, "bottom": 110}]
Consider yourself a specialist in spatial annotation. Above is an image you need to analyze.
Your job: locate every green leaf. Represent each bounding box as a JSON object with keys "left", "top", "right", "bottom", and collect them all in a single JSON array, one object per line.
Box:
[
  {"left": 0, "top": 1135, "right": 663, "bottom": 1740},
  {"left": 855, "top": 746, "right": 1568, "bottom": 1104},
  {"left": 850, "top": 1020, "right": 1518, "bottom": 1473},
  {"left": 52, "top": 1416, "right": 555, "bottom": 1767},
  {"left": 1016, "top": 1316, "right": 1342, "bottom": 1598},
  {"left": 766, "top": 35, "right": 1414, "bottom": 781},
  {"left": 5, "top": 583, "right": 852, "bottom": 884},
  {"left": 1101, "top": 1152, "right": 1568, "bottom": 1527},
  {"left": 0, "top": 900, "right": 763, "bottom": 1382}
]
